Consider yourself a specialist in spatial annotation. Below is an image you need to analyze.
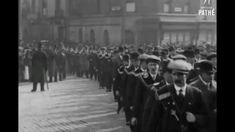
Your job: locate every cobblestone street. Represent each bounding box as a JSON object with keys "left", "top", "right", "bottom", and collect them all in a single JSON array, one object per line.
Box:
[{"left": 19, "top": 76, "right": 130, "bottom": 132}]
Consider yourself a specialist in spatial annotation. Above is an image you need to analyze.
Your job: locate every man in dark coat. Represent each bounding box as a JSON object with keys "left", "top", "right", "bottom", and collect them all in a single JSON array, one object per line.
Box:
[
  {"left": 103, "top": 52, "right": 114, "bottom": 92},
  {"left": 131, "top": 55, "right": 162, "bottom": 132},
  {"left": 31, "top": 42, "right": 48, "bottom": 92},
  {"left": 152, "top": 60, "right": 209, "bottom": 132},
  {"left": 145, "top": 59, "right": 173, "bottom": 132},
  {"left": 121, "top": 52, "right": 139, "bottom": 129},
  {"left": 129, "top": 53, "right": 148, "bottom": 132},
  {"left": 112, "top": 48, "right": 124, "bottom": 100},
  {"left": 190, "top": 60, "right": 217, "bottom": 132},
  {"left": 114, "top": 54, "right": 129, "bottom": 114}
]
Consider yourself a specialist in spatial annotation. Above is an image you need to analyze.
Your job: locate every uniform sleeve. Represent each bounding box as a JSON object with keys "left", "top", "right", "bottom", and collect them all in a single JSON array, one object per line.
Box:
[
  {"left": 132, "top": 78, "right": 143, "bottom": 118},
  {"left": 194, "top": 91, "right": 210, "bottom": 129}
]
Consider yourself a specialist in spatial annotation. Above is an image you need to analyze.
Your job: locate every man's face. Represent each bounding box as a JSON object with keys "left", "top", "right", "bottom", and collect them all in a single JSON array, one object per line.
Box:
[
  {"left": 131, "top": 59, "right": 140, "bottom": 68},
  {"left": 147, "top": 62, "right": 159, "bottom": 74},
  {"left": 211, "top": 57, "right": 217, "bottom": 67},
  {"left": 172, "top": 71, "right": 188, "bottom": 87},
  {"left": 201, "top": 72, "right": 214, "bottom": 83},
  {"left": 123, "top": 60, "right": 130, "bottom": 67},
  {"left": 140, "top": 61, "right": 147, "bottom": 69},
  {"left": 163, "top": 71, "right": 173, "bottom": 84},
  {"left": 187, "top": 57, "right": 195, "bottom": 65}
]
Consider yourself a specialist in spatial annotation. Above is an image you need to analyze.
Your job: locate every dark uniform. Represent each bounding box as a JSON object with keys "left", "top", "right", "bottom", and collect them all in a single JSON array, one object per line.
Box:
[
  {"left": 31, "top": 43, "right": 47, "bottom": 92},
  {"left": 151, "top": 60, "right": 209, "bottom": 132},
  {"left": 47, "top": 49, "right": 56, "bottom": 82},
  {"left": 98, "top": 53, "right": 106, "bottom": 89},
  {"left": 131, "top": 55, "right": 161, "bottom": 132},
  {"left": 190, "top": 61, "right": 217, "bottom": 132},
  {"left": 112, "top": 53, "right": 123, "bottom": 100},
  {"left": 114, "top": 54, "right": 129, "bottom": 113},
  {"left": 103, "top": 54, "right": 113, "bottom": 92}
]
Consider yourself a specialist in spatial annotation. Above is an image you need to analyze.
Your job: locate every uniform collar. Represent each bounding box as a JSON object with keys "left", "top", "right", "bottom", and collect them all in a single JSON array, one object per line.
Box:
[
  {"left": 135, "top": 67, "right": 139, "bottom": 71},
  {"left": 174, "top": 84, "right": 187, "bottom": 96},
  {"left": 149, "top": 72, "right": 158, "bottom": 80}
]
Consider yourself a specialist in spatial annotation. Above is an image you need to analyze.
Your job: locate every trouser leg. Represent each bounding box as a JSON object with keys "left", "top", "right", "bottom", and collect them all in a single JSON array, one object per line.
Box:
[
  {"left": 32, "top": 82, "right": 37, "bottom": 92},
  {"left": 40, "top": 81, "right": 45, "bottom": 91}
]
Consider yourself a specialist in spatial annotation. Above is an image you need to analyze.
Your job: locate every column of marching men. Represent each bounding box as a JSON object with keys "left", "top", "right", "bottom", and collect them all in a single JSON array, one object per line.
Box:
[
  {"left": 111, "top": 45, "right": 216, "bottom": 132},
  {"left": 19, "top": 40, "right": 216, "bottom": 132}
]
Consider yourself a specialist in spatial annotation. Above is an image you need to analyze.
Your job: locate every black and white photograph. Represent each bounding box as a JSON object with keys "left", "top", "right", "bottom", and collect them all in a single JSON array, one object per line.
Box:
[{"left": 19, "top": 0, "right": 217, "bottom": 132}]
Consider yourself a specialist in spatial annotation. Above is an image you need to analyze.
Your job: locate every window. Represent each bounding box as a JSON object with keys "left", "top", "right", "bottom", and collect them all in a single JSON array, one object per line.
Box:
[
  {"left": 90, "top": 30, "right": 95, "bottom": 43},
  {"left": 163, "top": 33, "right": 170, "bottom": 41},
  {"left": 111, "top": 0, "right": 121, "bottom": 12},
  {"left": 178, "top": 33, "right": 184, "bottom": 42},
  {"left": 97, "top": 0, "right": 100, "bottom": 13},
  {"left": 79, "top": 29, "right": 83, "bottom": 43},
  {"left": 104, "top": 30, "right": 109, "bottom": 45},
  {"left": 125, "top": 30, "right": 135, "bottom": 44},
  {"left": 171, "top": 32, "right": 177, "bottom": 43},
  {"left": 32, "top": 0, "right": 35, "bottom": 13},
  {"left": 126, "top": 2, "right": 136, "bottom": 12},
  {"left": 163, "top": 3, "right": 170, "bottom": 13},
  {"left": 42, "top": 0, "right": 47, "bottom": 16},
  {"left": 112, "top": 6, "right": 121, "bottom": 11},
  {"left": 183, "top": 3, "right": 189, "bottom": 14},
  {"left": 174, "top": 7, "right": 182, "bottom": 13}
]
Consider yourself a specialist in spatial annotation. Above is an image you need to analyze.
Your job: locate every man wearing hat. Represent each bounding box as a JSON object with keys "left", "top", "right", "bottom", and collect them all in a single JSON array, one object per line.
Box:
[
  {"left": 190, "top": 60, "right": 217, "bottom": 132},
  {"left": 117, "top": 52, "right": 137, "bottom": 125},
  {"left": 119, "top": 52, "right": 140, "bottom": 130},
  {"left": 128, "top": 53, "right": 149, "bottom": 131},
  {"left": 151, "top": 60, "right": 209, "bottom": 132},
  {"left": 114, "top": 54, "right": 130, "bottom": 114},
  {"left": 103, "top": 52, "right": 113, "bottom": 92},
  {"left": 31, "top": 42, "right": 48, "bottom": 92},
  {"left": 206, "top": 52, "right": 217, "bottom": 81},
  {"left": 131, "top": 55, "right": 163, "bottom": 132},
  {"left": 145, "top": 59, "right": 173, "bottom": 132}
]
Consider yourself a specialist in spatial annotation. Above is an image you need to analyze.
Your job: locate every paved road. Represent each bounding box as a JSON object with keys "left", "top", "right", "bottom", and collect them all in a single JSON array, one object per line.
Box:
[{"left": 19, "top": 76, "right": 131, "bottom": 132}]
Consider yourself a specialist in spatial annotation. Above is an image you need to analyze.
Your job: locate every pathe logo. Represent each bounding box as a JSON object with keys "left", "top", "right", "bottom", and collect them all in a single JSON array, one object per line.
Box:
[{"left": 198, "top": 0, "right": 216, "bottom": 16}]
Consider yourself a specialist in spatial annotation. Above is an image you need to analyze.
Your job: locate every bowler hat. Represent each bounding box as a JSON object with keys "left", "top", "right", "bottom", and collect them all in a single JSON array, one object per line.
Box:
[
  {"left": 183, "top": 49, "right": 195, "bottom": 58},
  {"left": 198, "top": 60, "right": 215, "bottom": 74},
  {"left": 130, "top": 52, "right": 139, "bottom": 60},
  {"left": 123, "top": 54, "right": 130, "bottom": 61},
  {"left": 206, "top": 52, "right": 217, "bottom": 60}
]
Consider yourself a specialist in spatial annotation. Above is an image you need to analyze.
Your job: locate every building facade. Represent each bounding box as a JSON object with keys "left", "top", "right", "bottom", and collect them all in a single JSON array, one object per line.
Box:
[
  {"left": 20, "top": 0, "right": 67, "bottom": 42},
  {"left": 20, "top": 0, "right": 216, "bottom": 46}
]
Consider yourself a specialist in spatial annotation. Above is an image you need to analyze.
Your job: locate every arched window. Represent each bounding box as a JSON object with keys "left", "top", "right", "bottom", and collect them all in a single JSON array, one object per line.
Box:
[
  {"left": 104, "top": 30, "right": 109, "bottom": 45},
  {"left": 79, "top": 28, "right": 83, "bottom": 43},
  {"left": 90, "top": 29, "right": 95, "bottom": 43},
  {"left": 125, "top": 30, "right": 135, "bottom": 44}
]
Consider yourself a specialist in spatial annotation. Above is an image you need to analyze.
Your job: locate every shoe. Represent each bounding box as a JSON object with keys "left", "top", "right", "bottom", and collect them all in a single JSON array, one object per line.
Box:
[{"left": 31, "top": 90, "right": 36, "bottom": 92}]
